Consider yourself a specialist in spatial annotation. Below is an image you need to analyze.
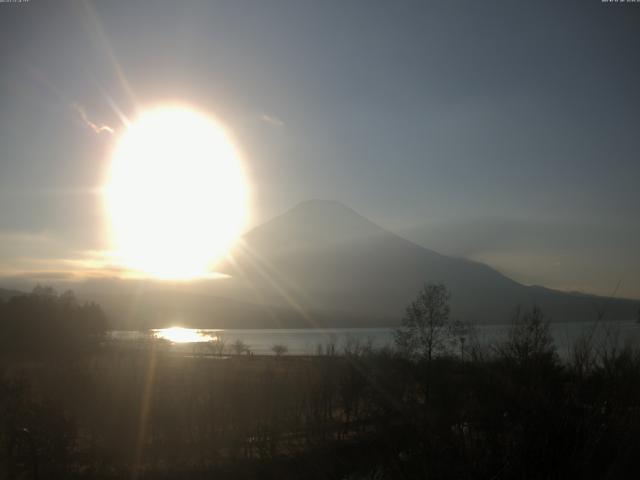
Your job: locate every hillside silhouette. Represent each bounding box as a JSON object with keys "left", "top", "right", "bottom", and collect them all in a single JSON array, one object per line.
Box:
[
  {"left": 61, "top": 200, "right": 637, "bottom": 329},
  {"left": 218, "top": 200, "right": 637, "bottom": 325}
]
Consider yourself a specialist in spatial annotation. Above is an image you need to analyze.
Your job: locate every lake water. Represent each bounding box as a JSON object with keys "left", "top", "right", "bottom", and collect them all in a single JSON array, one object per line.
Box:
[{"left": 110, "top": 321, "right": 640, "bottom": 357}]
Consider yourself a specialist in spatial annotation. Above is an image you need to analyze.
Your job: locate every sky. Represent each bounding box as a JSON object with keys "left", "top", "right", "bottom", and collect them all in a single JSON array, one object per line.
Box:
[{"left": 0, "top": 0, "right": 639, "bottom": 299}]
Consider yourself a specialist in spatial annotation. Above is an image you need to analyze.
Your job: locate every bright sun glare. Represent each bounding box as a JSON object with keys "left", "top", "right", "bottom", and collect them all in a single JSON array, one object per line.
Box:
[
  {"left": 106, "top": 106, "right": 248, "bottom": 279},
  {"left": 153, "top": 327, "right": 216, "bottom": 344}
]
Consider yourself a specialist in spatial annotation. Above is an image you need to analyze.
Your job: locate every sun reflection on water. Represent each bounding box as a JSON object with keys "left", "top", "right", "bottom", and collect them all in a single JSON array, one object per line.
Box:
[{"left": 153, "top": 327, "right": 217, "bottom": 343}]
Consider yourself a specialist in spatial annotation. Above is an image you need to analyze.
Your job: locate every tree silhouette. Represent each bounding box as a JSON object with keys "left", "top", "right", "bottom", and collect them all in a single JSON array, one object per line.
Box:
[
  {"left": 232, "top": 339, "right": 248, "bottom": 355},
  {"left": 498, "top": 305, "right": 556, "bottom": 366},
  {"left": 271, "top": 344, "right": 288, "bottom": 356},
  {"left": 0, "top": 286, "right": 108, "bottom": 357},
  {"left": 394, "top": 283, "right": 452, "bottom": 362}
]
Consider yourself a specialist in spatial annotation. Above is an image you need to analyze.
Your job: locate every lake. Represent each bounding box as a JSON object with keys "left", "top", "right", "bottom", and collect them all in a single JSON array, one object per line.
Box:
[{"left": 109, "top": 320, "right": 640, "bottom": 357}]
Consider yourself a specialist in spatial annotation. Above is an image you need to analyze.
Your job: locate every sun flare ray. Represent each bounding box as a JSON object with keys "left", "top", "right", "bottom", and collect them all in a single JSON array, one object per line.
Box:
[{"left": 230, "top": 240, "right": 321, "bottom": 329}]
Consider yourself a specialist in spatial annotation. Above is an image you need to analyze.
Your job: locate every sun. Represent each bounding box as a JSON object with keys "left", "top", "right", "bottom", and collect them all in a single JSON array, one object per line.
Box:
[{"left": 106, "top": 106, "right": 248, "bottom": 279}]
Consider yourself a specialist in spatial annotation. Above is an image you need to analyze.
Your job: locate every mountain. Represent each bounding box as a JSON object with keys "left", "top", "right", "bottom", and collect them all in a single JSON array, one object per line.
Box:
[
  {"left": 10, "top": 201, "right": 633, "bottom": 329},
  {"left": 218, "top": 200, "right": 638, "bottom": 325},
  {"left": 0, "top": 287, "right": 26, "bottom": 301}
]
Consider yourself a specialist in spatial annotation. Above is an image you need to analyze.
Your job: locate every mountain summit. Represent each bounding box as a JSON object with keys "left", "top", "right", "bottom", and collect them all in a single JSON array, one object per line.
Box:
[{"left": 242, "top": 200, "right": 385, "bottom": 254}]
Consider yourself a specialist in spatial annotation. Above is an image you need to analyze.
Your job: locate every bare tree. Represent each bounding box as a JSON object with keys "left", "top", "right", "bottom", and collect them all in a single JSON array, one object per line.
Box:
[
  {"left": 271, "top": 344, "right": 288, "bottom": 357},
  {"left": 211, "top": 336, "right": 226, "bottom": 356},
  {"left": 395, "top": 283, "right": 452, "bottom": 362},
  {"left": 232, "top": 339, "right": 247, "bottom": 356},
  {"left": 497, "top": 305, "right": 556, "bottom": 366}
]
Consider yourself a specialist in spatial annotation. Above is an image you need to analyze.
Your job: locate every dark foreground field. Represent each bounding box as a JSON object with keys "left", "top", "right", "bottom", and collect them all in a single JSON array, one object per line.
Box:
[
  {"left": 2, "top": 288, "right": 640, "bottom": 479},
  {"left": 2, "top": 333, "right": 640, "bottom": 480}
]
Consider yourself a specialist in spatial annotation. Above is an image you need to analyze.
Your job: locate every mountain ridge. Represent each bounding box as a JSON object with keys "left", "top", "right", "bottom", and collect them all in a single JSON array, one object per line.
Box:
[
  {"left": 2, "top": 201, "right": 636, "bottom": 328},
  {"left": 220, "top": 200, "right": 637, "bottom": 324}
]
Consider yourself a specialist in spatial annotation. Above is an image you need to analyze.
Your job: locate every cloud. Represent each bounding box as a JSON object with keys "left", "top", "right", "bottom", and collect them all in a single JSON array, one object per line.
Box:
[
  {"left": 0, "top": 231, "right": 122, "bottom": 284},
  {"left": 72, "top": 103, "right": 115, "bottom": 134},
  {"left": 10, "top": 271, "right": 77, "bottom": 281},
  {"left": 260, "top": 113, "right": 285, "bottom": 128}
]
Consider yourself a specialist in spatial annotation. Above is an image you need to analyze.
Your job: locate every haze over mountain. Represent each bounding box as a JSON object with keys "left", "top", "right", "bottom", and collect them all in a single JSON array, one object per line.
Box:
[
  {"left": 0, "top": 287, "right": 25, "bottom": 302},
  {"left": 218, "top": 200, "right": 637, "bottom": 326},
  {"left": 4, "top": 200, "right": 636, "bottom": 329}
]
